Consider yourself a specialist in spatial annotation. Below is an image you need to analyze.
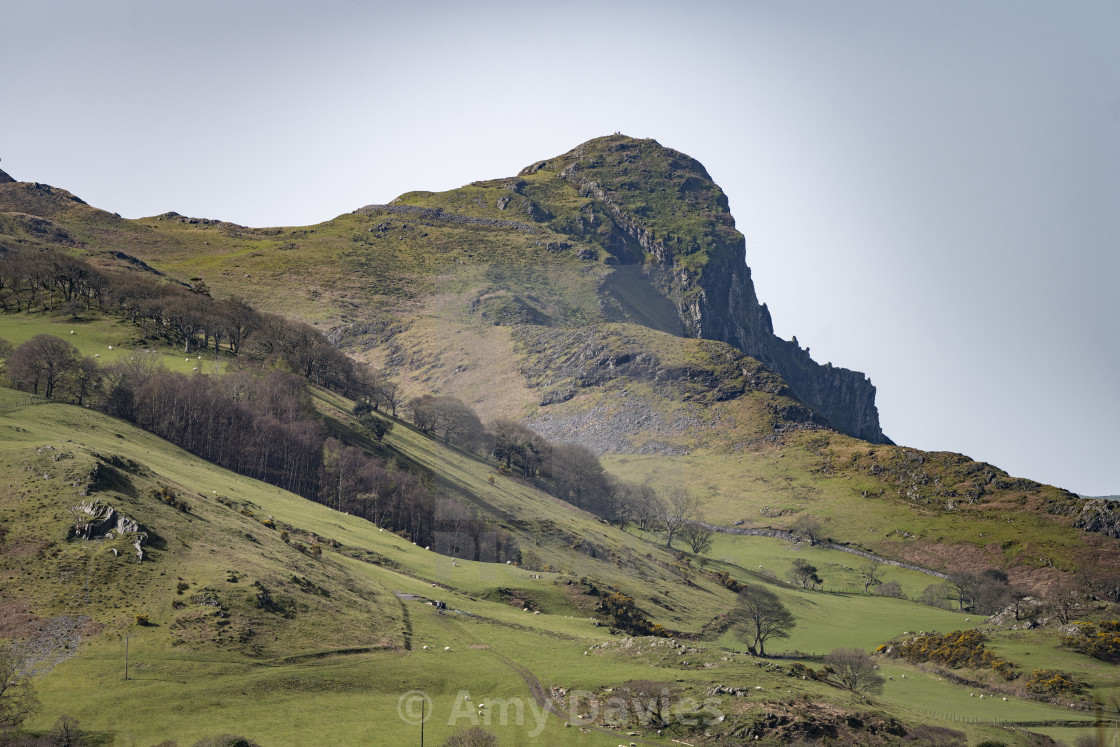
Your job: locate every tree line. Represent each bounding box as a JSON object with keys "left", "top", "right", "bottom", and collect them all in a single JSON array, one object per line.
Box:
[{"left": 0, "top": 249, "right": 378, "bottom": 397}]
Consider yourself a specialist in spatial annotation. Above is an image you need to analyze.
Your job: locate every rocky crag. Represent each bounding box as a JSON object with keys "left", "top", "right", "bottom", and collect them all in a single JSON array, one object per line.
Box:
[{"left": 522, "top": 136, "right": 889, "bottom": 443}]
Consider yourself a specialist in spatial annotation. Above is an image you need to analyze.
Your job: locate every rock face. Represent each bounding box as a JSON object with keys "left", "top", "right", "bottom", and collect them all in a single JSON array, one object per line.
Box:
[
  {"left": 1072, "top": 499, "right": 1120, "bottom": 538},
  {"left": 527, "top": 135, "right": 890, "bottom": 443},
  {"left": 71, "top": 500, "right": 147, "bottom": 560},
  {"left": 0, "top": 167, "right": 15, "bottom": 184}
]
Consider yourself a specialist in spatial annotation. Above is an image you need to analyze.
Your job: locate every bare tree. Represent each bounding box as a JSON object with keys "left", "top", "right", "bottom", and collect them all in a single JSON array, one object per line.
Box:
[
  {"left": 733, "top": 584, "right": 796, "bottom": 656},
  {"left": 1048, "top": 581, "right": 1084, "bottom": 625},
  {"left": 661, "top": 488, "right": 701, "bottom": 550},
  {"left": 429, "top": 396, "right": 485, "bottom": 449},
  {"left": 858, "top": 561, "right": 885, "bottom": 594},
  {"left": 946, "top": 571, "right": 981, "bottom": 612},
  {"left": 1006, "top": 586, "right": 1034, "bottom": 621},
  {"left": 407, "top": 394, "right": 439, "bottom": 433},
  {"left": 0, "top": 645, "right": 39, "bottom": 730},
  {"left": 621, "top": 680, "right": 674, "bottom": 728},
  {"left": 680, "top": 521, "right": 715, "bottom": 555},
  {"left": 8, "top": 334, "right": 81, "bottom": 398},
  {"left": 491, "top": 418, "right": 544, "bottom": 473},
  {"left": 822, "top": 648, "right": 885, "bottom": 700},
  {"left": 791, "top": 514, "right": 824, "bottom": 545},
  {"left": 628, "top": 485, "right": 664, "bottom": 533},
  {"left": 547, "top": 443, "right": 610, "bottom": 512},
  {"left": 788, "top": 558, "right": 822, "bottom": 589}
]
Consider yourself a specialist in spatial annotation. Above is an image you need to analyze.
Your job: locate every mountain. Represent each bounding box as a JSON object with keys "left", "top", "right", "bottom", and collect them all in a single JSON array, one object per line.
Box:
[
  {"left": 0, "top": 136, "right": 885, "bottom": 444},
  {"left": 4, "top": 142, "right": 1120, "bottom": 745},
  {"left": 515, "top": 136, "right": 888, "bottom": 443}
]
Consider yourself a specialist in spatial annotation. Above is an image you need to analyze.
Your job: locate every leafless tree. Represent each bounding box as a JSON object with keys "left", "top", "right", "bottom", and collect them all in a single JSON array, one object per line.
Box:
[
  {"left": 0, "top": 645, "right": 38, "bottom": 730},
  {"left": 858, "top": 561, "right": 885, "bottom": 594},
  {"left": 1048, "top": 581, "right": 1084, "bottom": 625},
  {"left": 547, "top": 443, "right": 610, "bottom": 512},
  {"left": 788, "top": 558, "right": 822, "bottom": 589},
  {"left": 661, "top": 488, "right": 701, "bottom": 550},
  {"left": 680, "top": 521, "right": 715, "bottom": 555},
  {"left": 822, "top": 647, "right": 885, "bottom": 699},
  {"left": 628, "top": 484, "right": 664, "bottom": 533},
  {"left": 8, "top": 333, "right": 81, "bottom": 398},
  {"left": 791, "top": 514, "right": 823, "bottom": 545}
]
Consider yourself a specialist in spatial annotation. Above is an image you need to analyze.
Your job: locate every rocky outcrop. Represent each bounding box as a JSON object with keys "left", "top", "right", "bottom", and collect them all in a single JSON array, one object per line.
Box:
[
  {"left": 694, "top": 233, "right": 888, "bottom": 442},
  {"left": 1071, "top": 498, "right": 1120, "bottom": 538},
  {"left": 0, "top": 167, "right": 15, "bottom": 184},
  {"left": 71, "top": 500, "right": 147, "bottom": 560},
  {"left": 535, "top": 135, "right": 890, "bottom": 443}
]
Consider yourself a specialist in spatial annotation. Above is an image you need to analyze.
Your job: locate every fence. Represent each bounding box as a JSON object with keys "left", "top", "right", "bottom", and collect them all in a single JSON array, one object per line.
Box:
[{"left": 0, "top": 397, "right": 50, "bottom": 412}]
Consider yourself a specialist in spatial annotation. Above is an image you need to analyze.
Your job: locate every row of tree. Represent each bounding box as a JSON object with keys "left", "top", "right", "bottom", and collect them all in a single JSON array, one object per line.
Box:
[{"left": 0, "top": 249, "right": 385, "bottom": 399}]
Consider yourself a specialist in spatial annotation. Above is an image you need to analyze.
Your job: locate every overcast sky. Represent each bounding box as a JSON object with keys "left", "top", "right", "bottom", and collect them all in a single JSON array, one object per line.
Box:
[{"left": 3, "top": 1, "right": 1117, "bottom": 495}]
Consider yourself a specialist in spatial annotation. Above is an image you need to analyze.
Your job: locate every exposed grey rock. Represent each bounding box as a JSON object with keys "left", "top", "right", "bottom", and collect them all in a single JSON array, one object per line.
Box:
[
  {"left": 71, "top": 500, "right": 148, "bottom": 560},
  {"left": 1071, "top": 498, "right": 1120, "bottom": 538},
  {"left": 71, "top": 500, "right": 141, "bottom": 539}
]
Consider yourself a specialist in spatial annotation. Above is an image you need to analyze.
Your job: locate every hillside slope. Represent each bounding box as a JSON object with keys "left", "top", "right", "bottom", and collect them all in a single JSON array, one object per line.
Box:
[
  {"left": 3, "top": 139, "right": 1118, "bottom": 585},
  {"left": 0, "top": 136, "right": 883, "bottom": 442}
]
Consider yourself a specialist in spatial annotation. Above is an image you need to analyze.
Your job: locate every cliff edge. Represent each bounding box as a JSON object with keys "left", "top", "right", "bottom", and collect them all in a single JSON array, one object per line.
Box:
[{"left": 524, "top": 135, "right": 890, "bottom": 443}]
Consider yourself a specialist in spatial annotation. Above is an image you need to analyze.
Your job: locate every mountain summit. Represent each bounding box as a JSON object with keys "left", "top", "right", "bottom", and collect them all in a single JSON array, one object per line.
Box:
[{"left": 517, "top": 135, "right": 888, "bottom": 442}]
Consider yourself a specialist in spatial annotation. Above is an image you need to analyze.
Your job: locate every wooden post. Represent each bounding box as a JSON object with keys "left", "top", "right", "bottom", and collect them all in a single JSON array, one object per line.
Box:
[{"left": 124, "top": 636, "right": 129, "bottom": 680}]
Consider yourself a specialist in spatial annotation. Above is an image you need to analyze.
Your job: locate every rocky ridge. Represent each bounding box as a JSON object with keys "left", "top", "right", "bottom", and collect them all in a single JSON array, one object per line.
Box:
[{"left": 529, "top": 135, "right": 889, "bottom": 443}]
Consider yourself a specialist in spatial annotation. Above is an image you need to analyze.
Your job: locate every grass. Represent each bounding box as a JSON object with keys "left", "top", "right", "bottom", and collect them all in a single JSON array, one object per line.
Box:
[
  {"left": 0, "top": 309, "right": 228, "bottom": 375},
  {"left": 2, "top": 164, "right": 1118, "bottom": 742},
  {"left": 1, "top": 387, "right": 1112, "bottom": 745}
]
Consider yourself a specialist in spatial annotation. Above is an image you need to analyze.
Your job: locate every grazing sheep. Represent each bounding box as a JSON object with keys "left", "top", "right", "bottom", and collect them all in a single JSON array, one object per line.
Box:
[{"left": 444, "top": 647, "right": 451, "bottom": 651}]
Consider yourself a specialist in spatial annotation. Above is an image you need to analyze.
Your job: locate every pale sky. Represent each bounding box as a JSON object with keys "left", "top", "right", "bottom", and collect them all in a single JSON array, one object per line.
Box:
[{"left": 3, "top": 1, "right": 1117, "bottom": 495}]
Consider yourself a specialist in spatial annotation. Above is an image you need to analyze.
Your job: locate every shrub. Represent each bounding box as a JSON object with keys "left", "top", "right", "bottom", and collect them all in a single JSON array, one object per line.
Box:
[
  {"left": 261, "top": 518, "right": 276, "bottom": 529},
  {"left": 1024, "top": 668, "right": 1081, "bottom": 696},
  {"left": 878, "top": 581, "right": 903, "bottom": 598},
  {"left": 1061, "top": 620, "right": 1120, "bottom": 663},
  {"left": 597, "top": 591, "right": 668, "bottom": 637},
  {"left": 134, "top": 614, "right": 150, "bottom": 626},
  {"left": 885, "top": 629, "right": 1015, "bottom": 679},
  {"left": 442, "top": 726, "right": 498, "bottom": 747}
]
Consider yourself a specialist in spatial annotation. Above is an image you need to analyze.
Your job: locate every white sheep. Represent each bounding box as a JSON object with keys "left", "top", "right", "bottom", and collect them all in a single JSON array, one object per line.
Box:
[{"left": 444, "top": 646, "right": 451, "bottom": 652}]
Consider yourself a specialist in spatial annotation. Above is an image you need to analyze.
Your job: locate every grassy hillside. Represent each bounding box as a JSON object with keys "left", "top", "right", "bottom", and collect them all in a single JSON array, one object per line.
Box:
[
  {"left": 4, "top": 147, "right": 1120, "bottom": 744},
  {"left": 6, "top": 388, "right": 1115, "bottom": 745}
]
